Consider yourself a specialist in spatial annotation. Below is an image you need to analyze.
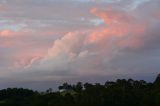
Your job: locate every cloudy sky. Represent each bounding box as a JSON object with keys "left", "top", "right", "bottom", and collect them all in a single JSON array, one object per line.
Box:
[{"left": 0, "top": 0, "right": 160, "bottom": 90}]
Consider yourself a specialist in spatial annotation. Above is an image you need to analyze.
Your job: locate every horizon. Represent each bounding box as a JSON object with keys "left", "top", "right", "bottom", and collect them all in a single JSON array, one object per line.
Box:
[{"left": 0, "top": 0, "right": 160, "bottom": 91}]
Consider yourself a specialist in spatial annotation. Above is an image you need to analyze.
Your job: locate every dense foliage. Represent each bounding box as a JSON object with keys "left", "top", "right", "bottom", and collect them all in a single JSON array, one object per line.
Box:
[{"left": 0, "top": 75, "right": 160, "bottom": 106}]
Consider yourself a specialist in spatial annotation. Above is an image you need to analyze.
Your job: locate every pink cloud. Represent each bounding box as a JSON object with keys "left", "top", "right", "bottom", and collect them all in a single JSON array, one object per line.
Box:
[
  {"left": 87, "top": 8, "right": 147, "bottom": 49},
  {"left": 47, "top": 32, "right": 86, "bottom": 58},
  {"left": 1, "top": 0, "right": 160, "bottom": 83},
  {"left": 0, "top": 30, "right": 23, "bottom": 47},
  {"left": 19, "top": 7, "right": 149, "bottom": 73},
  {"left": 13, "top": 50, "right": 45, "bottom": 69},
  {"left": 14, "top": 56, "right": 42, "bottom": 68},
  {"left": 0, "top": 30, "right": 18, "bottom": 37},
  {"left": 0, "top": 30, "right": 29, "bottom": 48},
  {"left": 10, "top": 5, "right": 157, "bottom": 81}
]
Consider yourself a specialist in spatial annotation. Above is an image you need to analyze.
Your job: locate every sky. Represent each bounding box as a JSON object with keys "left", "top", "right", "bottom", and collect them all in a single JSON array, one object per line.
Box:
[{"left": 0, "top": 0, "right": 160, "bottom": 90}]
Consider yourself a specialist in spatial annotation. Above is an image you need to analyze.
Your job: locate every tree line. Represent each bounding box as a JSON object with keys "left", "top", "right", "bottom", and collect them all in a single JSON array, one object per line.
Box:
[{"left": 0, "top": 74, "right": 160, "bottom": 106}]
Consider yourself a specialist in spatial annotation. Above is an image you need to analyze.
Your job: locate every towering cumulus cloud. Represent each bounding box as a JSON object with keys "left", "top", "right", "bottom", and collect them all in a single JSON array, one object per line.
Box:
[{"left": 0, "top": 0, "right": 160, "bottom": 90}]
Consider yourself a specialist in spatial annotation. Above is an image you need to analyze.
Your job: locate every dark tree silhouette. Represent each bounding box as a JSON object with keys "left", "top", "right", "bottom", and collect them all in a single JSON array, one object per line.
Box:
[{"left": 0, "top": 74, "right": 160, "bottom": 106}]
